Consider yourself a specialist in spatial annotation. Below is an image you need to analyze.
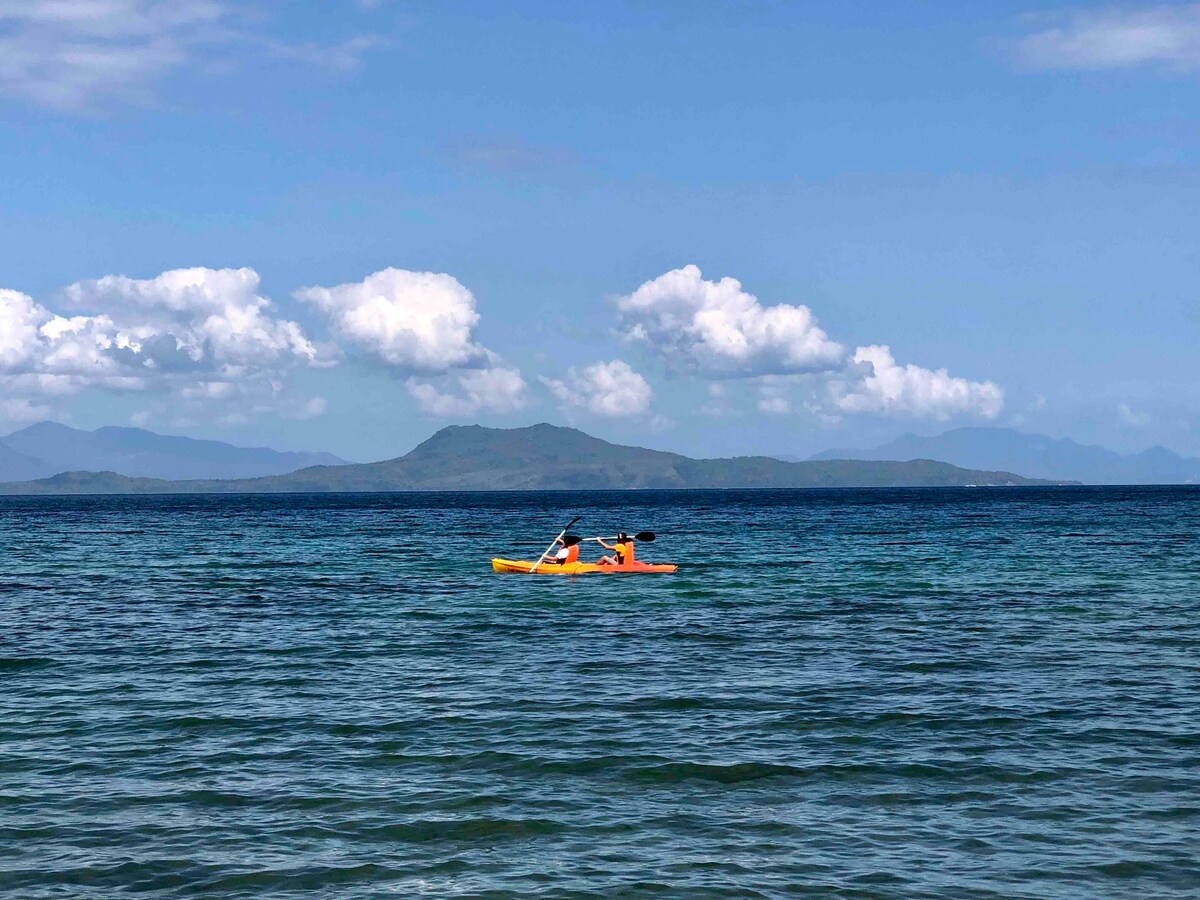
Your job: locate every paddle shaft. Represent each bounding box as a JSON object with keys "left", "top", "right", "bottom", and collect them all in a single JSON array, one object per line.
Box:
[
  {"left": 583, "top": 532, "right": 655, "bottom": 543},
  {"left": 528, "top": 516, "right": 582, "bottom": 574}
]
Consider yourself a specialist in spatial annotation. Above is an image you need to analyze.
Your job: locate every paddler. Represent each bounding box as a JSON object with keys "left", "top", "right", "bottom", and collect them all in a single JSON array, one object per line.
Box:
[
  {"left": 597, "top": 531, "right": 635, "bottom": 566},
  {"left": 541, "top": 535, "right": 580, "bottom": 566}
]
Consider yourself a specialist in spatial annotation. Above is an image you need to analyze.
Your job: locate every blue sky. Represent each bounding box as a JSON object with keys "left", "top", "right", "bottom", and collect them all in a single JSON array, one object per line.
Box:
[{"left": 1, "top": 0, "right": 1198, "bottom": 461}]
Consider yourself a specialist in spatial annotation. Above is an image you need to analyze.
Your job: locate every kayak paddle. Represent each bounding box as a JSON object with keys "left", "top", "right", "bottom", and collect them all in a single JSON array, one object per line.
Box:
[
  {"left": 583, "top": 531, "right": 656, "bottom": 543},
  {"left": 528, "top": 515, "right": 582, "bottom": 574}
]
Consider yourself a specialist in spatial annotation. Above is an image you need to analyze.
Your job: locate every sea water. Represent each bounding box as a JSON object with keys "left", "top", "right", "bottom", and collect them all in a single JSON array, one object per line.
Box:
[{"left": 1, "top": 488, "right": 1198, "bottom": 898}]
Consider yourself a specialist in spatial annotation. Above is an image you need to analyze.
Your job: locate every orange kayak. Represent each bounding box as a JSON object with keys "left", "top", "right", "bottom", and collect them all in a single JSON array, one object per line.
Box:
[{"left": 491, "top": 558, "right": 678, "bottom": 575}]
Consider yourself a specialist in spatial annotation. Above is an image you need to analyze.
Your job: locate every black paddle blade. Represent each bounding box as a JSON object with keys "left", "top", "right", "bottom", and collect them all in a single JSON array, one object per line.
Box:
[
  {"left": 635, "top": 531, "right": 656, "bottom": 542},
  {"left": 562, "top": 534, "right": 582, "bottom": 546}
]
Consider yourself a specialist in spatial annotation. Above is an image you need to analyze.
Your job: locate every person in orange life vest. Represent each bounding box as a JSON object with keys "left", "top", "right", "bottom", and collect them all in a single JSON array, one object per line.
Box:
[
  {"left": 597, "top": 531, "right": 635, "bottom": 566},
  {"left": 541, "top": 535, "right": 580, "bottom": 566}
]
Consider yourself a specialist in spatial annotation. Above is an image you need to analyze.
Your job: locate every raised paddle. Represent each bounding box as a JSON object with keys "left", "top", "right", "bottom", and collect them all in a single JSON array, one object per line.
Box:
[
  {"left": 528, "top": 516, "right": 582, "bottom": 574},
  {"left": 583, "top": 531, "right": 656, "bottom": 543}
]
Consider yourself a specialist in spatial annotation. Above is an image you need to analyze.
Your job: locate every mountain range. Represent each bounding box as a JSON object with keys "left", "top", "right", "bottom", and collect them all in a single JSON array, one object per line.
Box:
[
  {"left": 0, "top": 422, "right": 346, "bottom": 482},
  {"left": 0, "top": 423, "right": 1063, "bottom": 494},
  {"left": 811, "top": 427, "right": 1200, "bottom": 485}
]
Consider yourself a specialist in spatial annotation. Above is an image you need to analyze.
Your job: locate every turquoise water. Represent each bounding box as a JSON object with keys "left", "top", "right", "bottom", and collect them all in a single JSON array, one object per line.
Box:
[{"left": 2, "top": 488, "right": 1198, "bottom": 898}]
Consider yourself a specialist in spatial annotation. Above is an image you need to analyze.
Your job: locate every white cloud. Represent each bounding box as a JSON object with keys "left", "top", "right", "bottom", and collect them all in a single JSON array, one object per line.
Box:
[
  {"left": 758, "top": 396, "right": 791, "bottom": 415},
  {"left": 0, "top": 287, "right": 44, "bottom": 369},
  {"left": 0, "top": 396, "right": 50, "bottom": 423},
  {"left": 5, "top": 261, "right": 1008, "bottom": 430},
  {"left": 263, "top": 34, "right": 390, "bottom": 73},
  {"left": 754, "top": 378, "right": 796, "bottom": 416},
  {"left": 833, "top": 345, "right": 1004, "bottom": 420},
  {"left": 0, "top": 0, "right": 389, "bottom": 111},
  {"left": 540, "top": 360, "right": 652, "bottom": 417},
  {"left": 297, "top": 268, "right": 489, "bottom": 372},
  {"left": 137, "top": 385, "right": 329, "bottom": 430},
  {"left": 181, "top": 380, "right": 236, "bottom": 400},
  {"left": 1, "top": 267, "right": 322, "bottom": 422},
  {"left": 615, "top": 266, "right": 1004, "bottom": 422},
  {"left": 297, "top": 396, "right": 328, "bottom": 419},
  {"left": 1014, "top": 5, "right": 1200, "bottom": 71},
  {"left": 0, "top": 288, "right": 138, "bottom": 393},
  {"left": 615, "top": 264, "right": 845, "bottom": 377},
  {"left": 406, "top": 367, "right": 529, "bottom": 417},
  {"left": 65, "top": 267, "right": 319, "bottom": 366},
  {"left": 1118, "top": 402, "right": 1151, "bottom": 426},
  {"left": 0, "top": 0, "right": 225, "bottom": 109}
]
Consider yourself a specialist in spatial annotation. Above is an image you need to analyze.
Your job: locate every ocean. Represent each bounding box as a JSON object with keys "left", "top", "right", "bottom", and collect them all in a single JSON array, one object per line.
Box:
[{"left": 2, "top": 487, "right": 1198, "bottom": 898}]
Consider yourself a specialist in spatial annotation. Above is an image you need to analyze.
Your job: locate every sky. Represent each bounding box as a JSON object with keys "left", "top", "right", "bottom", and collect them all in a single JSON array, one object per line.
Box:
[{"left": 1, "top": 0, "right": 1198, "bottom": 462}]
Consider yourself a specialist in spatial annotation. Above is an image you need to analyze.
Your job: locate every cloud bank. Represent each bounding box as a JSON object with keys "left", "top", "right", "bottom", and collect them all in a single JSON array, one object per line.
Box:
[
  {"left": 2, "top": 264, "right": 537, "bottom": 426},
  {"left": 2, "top": 262, "right": 1003, "bottom": 428}
]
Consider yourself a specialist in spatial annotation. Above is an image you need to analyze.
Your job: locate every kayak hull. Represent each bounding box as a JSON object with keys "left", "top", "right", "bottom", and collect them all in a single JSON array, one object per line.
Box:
[{"left": 492, "top": 558, "right": 678, "bottom": 575}]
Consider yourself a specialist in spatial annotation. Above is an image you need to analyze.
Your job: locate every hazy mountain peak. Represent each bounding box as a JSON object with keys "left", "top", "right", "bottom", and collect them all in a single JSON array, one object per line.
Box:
[
  {"left": 7, "top": 420, "right": 78, "bottom": 439},
  {"left": 0, "top": 421, "right": 346, "bottom": 482},
  {"left": 0, "top": 439, "right": 55, "bottom": 482},
  {"left": 811, "top": 426, "right": 1199, "bottom": 485}
]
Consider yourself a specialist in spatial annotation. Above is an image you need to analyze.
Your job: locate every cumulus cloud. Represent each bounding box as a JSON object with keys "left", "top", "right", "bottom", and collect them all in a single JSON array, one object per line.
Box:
[
  {"left": 0, "top": 287, "right": 142, "bottom": 395},
  {"left": 299, "top": 267, "right": 531, "bottom": 419},
  {"left": 0, "top": 267, "right": 323, "bottom": 423},
  {"left": 833, "top": 345, "right": 1004, "bottom": 420},
  {"left": 615, "top": 264, "right": 845, "bottom": 377},
  {"left": 5, "top": 264, "right": 524, "bottom": 427},
  {"left": 540, "top": 360, "right": 653, "bottom": 417},
  {"left": 5, "top": 261, "right": 1007, "bottom": 430},
  {"left": 406, "top": 367, "right": 529, "bottom": 417},
  {"left": 296, "top": 268, "right": 489, "bottom": 372},
  {"left": 1013, "top": 5, "right": 1200, "bottom": 71},
  {"left": 65, "top": 267, "right": 319, "bottom": 366},
  {"left": 618, "top": 265, "right": 1004, "bottom": 421},
  {"left": 0, "top": 287, "right": 44, "bottom": 369}
]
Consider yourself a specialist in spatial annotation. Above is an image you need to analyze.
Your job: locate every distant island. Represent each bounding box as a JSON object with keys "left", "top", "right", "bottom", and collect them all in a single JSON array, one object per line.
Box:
[{"left": 0, "top": 423, "right": 1069, "bottom": 494}]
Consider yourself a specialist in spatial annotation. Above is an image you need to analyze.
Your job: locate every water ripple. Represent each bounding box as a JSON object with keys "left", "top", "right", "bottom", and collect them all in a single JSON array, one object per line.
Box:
[{"left": 1, "top": 487, "right": 1199, "bottom": 897}]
